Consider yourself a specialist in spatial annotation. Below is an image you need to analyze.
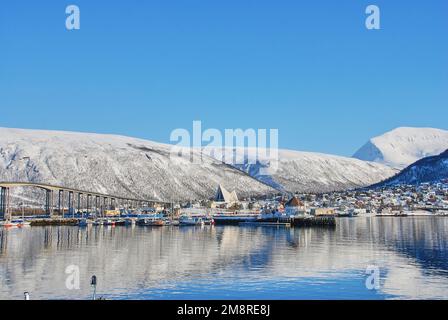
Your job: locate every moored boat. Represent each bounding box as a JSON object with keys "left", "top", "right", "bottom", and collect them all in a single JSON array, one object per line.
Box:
[
  {"left": 103, "top": 219, "right": 116, "bottom": 226},
  {"left": 212, "top": 213, "right": 258, "bottom": 225},
  {"left": 179, "top": 215, "right": 204, "bottom": 226},
  {"left": 114, "top": 219, "right": 126, "bottom": 226},
  {"left": 16, "top": 219, "right": 31, "bottom": 227},
  {"left": 124, "top": 218, "right": 136, "bottom": 226},
  {"left": 255, "top": 211, "right": 290, "bottom": 223},
  {"left": 1, "top": 220, "right": 21, "bottom": 228},
  {"left": 77, "top": 218, "right": 89, "bottom": 227},
  {"left": 336, "top": 209, "right": 357, "bottom": 217},
  {"left": 136, "top": 218, "right": 165, "bottom": 226},
  {"left": 202, "top": 216, "right": 214, "bottom": 225}
]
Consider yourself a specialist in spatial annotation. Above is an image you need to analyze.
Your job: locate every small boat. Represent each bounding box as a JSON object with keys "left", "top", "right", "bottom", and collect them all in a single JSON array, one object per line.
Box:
[
  {"left": 103, "top": 219, "right": 116, "bottom": 226},
  {"left": 1, "top": 220, "right": 21, "bottom": 228},
  {"left": 5, "top": 219, "right": 31, "bottom": 227},
  {"left": 93, "top": 219, "right": 104, "bottom": 226},
  {"left": 336, "top": 209, "right": 357, "bottom": 217},
  {"left": 15, "top": 219, "right": 31, "bottom": 227},
  {"left": 190, "top": 215, "right": 214, "bottom": 225},
  {"left": 169, "top": 220, "right": 180, "bottom": 226},
  {"left": 114, "top": 219, "right": 126, "bottom": 226},
  {"left": 394, "top": 212, "right": 408, "bottom": 217},
  {"left": 202, "top": 216, "right": 215, "bottom": 225},
  {"left": 179, "top": 215, "right": 204, "bottom": 226},
  {"left": 124, "top": 218, "right": 136, "bottom": 226},
  {"left": 137, "top": 218, "right": 165, "bottom": 226},
  {"left": 77, "top": 218, "right": 89, "bottom": 227}
]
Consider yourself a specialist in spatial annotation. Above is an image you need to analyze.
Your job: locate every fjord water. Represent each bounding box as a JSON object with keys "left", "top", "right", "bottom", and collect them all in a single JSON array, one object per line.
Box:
[{"left": 1, "top": 217, "right": 447, "bottom": 300}]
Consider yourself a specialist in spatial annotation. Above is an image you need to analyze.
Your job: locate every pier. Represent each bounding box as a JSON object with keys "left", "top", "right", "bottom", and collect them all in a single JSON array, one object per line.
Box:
[
  {"left": 291, "top": 216, "right": 336, "bottom": 227},
  {"left": 0, "top": 181, "right": 171, "bottom": 220}
]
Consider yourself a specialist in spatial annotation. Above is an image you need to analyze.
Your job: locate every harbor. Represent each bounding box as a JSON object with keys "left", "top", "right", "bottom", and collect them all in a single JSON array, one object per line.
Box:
[
  {"left": 1, "top": 215, "right": 448, "bottom": 300},
  {"left": 0, "top": 182, "right": 340, "bottom": 229},
  {"left": 2, "top": 181, "right": 448, "bottom": 230},
  {"left": 0, "top": 211, "right": 337, "bottom": 229}
]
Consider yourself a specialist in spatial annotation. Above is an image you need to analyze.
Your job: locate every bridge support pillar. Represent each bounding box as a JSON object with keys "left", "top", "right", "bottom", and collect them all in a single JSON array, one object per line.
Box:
[
  {"left": 0, "top": 187, "right": 11, "bottom": 220},
  {"left": 95, "top": 196, "right": 99, "bottom": 217},
  {"left": 0, "top": 187, "right": 4, "bottom": 220},
  {"left": 68, "top": 191, "right": 74, "bottom": 217},
  {"left": 77, "top": 193, "right": 82, "bottom": 214},
  {"left": 58, "top": 190, "right": 63, "bottom": 217},
  {"left": 103, "top": 197, "right": 108, "bottom": 216},
  {"left": 45, "top": 190, "right": 54, "bottom": 217},
  {"left": 61, "top": 190, "right": 65, "bottom": 218},
  {"left": 87, "top": 194, "right": 91, "bottom": 214}
]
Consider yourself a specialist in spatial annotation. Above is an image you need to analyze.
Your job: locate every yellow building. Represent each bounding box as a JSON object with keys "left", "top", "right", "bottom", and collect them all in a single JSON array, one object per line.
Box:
[
  {"left": 104, "top": 209, "right": 120, "bottom": 216},
  {"left": 310, "top": 208, "right": 335, "bottom": 216}
]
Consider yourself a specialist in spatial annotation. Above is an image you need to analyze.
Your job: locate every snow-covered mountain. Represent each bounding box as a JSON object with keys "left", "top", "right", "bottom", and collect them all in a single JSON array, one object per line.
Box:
[
  {"left": 0, "top": 128, "right": 275, "bottom": 202},
  {"left": 0, "top": 127, "right": 397, "bottom": 201},
  {"left": 371, "top": 149, "right": 448, "bottom": 187},
  {"left": 202, "top": 147, "right": 398, "bottom": 193},
  {"left": 353, "top": 127, "right": 448, "bottom": 169}
]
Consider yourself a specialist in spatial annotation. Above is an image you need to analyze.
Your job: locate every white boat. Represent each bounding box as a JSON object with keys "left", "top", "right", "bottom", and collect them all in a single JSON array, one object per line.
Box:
[
  {"left": 336, "top": 209, "right": 357, "bottom": 217},
  {"left": 1, "top": 219, "right": 31, "bottom": 228},
  {"left": 103, "top": 219, "right": 116, "bottom": 226},
  {"left": 93, "top": 219, "right": 104, "bottom": 226},
  {"left": 16, "top": 219, "right": 31, "bottom": 227},
  {"left": 179, "top": 215, "right": 204, "bottom": 226}
]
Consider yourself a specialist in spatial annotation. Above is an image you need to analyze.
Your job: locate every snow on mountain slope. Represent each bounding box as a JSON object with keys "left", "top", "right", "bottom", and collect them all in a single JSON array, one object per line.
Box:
[
  {"left": 202, "top": 147, "right": 398, "bottom": 193},
  {"left": 0, "top": 127, "right": 398, "bottom": 201},
  {"left": 371, "top": 149, "right": 448, "bottom": 187},
  {"left": 353, "top": 127, "right": 448, "bottom": 169},
  {"left": 0, "top": 128, "right": 276, "bottom": 202}
]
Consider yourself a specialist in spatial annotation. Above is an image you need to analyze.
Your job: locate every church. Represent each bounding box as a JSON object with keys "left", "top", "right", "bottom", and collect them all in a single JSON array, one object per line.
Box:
[{"left": 212, "top": 184, "right": 240, "bottom": 208}]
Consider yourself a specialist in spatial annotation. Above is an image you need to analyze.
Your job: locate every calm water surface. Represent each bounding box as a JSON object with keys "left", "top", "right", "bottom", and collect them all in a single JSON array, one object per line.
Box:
[{"left": 1, "top": 217, "right": 447, "bottom": 300}]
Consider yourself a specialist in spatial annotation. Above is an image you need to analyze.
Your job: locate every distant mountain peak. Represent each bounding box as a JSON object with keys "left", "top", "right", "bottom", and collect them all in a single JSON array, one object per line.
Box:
[{"left": 353, "top": 127, "right": 448, "bottom": 169}]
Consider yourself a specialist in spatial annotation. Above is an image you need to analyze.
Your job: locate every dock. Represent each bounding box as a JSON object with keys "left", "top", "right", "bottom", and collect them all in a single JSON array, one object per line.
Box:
[
  {"left": 239, "top": 221, "right": 291, "bottom": 227},
  {"left": 290, "top": 216, "right": 336, "bottom": 227},
  {"left": 29, "top": 218, "right": 79, "bottom": 226}
]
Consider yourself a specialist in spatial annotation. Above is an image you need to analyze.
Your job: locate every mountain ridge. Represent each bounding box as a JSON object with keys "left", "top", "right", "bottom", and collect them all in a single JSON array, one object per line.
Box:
[
  {"left": 0, "top": 127, "right": 398, "bottom": 200},
  {"left": 369, "top": 149, "right": 448, "bottom": 188}
]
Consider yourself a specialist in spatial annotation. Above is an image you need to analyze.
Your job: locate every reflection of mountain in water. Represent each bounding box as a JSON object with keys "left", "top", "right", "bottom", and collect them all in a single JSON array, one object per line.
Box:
[
  {"left": 0, "top": 217, "right": 447, "bottom": 299},
  {"left": 374, "top": 218, "right": 448, "bottom": 275}
]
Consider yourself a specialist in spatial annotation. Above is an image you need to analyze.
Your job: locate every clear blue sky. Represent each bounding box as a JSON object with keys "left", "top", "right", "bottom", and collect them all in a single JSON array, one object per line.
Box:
[{"left": 0, "top": 0, "right": 447, "bottom": 156}]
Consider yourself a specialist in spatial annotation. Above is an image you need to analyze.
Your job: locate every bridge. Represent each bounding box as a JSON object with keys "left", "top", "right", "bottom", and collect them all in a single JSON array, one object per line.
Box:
[{"left": 0, "top": 181, "right": 171, "bottom": 220}]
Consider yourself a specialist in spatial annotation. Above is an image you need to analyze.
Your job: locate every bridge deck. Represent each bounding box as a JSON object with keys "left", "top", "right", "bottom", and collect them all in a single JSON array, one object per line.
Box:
[{"left": 0, "top": 181, "right": 169, "bottom": 204}]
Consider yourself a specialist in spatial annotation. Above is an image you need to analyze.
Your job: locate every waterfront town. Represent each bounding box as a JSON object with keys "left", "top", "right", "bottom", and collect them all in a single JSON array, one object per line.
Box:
[
  {"left": 1, "top": 179, "right": 448, "bottom": 229},
  {"left": 183, "top": 180, "right": 448, "bottom": 217}
]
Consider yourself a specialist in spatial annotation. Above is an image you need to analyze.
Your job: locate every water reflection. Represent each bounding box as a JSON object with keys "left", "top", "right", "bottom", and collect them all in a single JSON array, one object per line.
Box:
[{"left": 0, "top": 217, "right": 447, "bottom": 300}]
